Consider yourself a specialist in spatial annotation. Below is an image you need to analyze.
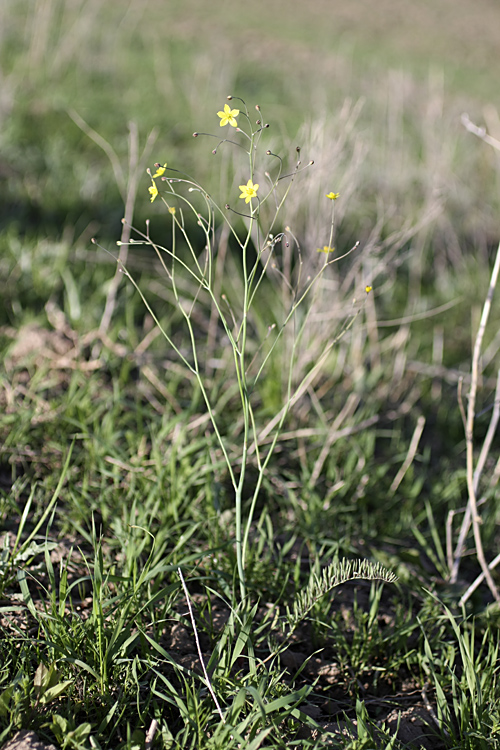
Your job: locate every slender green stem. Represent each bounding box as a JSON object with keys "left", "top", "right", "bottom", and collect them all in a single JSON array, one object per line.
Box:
[
  {"left": 124, "top": 101, "right": 359, "bottom": 607},
  {"left": 231, "top": 123, "right": 260, "bottom": 600},
  {"left": 235, "top": 222, "right": 253, "bottom": 601}
]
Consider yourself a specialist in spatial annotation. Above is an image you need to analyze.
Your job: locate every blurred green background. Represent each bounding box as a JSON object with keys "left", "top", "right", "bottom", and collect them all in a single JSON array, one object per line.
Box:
[{"left": 2, "top": 0, "right": 500, "bottom": 247}]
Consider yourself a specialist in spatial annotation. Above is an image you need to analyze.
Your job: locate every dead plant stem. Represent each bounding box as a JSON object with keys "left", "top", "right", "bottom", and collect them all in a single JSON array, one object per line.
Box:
[
  {"left": 177, "top": 567, "right": 225, "bottom": 724},
  {"left": 451, "top": 240, "right": 500, "bottom": 600}
]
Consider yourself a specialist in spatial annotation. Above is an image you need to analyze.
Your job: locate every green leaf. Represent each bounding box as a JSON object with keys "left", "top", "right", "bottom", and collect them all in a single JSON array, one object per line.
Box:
[
  {"left": 39, "top": 680, "right": 73, "bottom": 705},
  {"left": 0, "top": 687, "right": 13, "bottom": 718}
]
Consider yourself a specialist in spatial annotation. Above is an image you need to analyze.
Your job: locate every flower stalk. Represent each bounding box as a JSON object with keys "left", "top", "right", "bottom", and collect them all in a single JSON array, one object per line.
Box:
[{"left": 115, "top": 98, "right": 367, "bottom": 603}]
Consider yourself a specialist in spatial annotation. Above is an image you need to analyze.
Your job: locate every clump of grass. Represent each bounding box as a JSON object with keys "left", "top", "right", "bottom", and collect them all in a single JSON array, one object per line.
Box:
[{"left": 421, "top": 601, "right": 500, "bottom": 749}]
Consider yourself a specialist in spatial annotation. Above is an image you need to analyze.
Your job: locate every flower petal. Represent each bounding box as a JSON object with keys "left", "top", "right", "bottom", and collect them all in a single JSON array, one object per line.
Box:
[
  {"left": 152, "top": 163, "right": 167, "bottom": 178},
  {"left": 148, "top": 183, "right": 158, "bottom": 202}
]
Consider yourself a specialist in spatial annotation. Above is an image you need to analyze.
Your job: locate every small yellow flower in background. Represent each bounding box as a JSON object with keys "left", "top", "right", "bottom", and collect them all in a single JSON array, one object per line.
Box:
[
  {"left": 326, "top": 191, "right": 340, "bottom": 200},
  {"left": 239, "top": 179, "right": 259, "bottom": 204},
  {"left": 168, "top": 207, "right": 176, "bottom": 215},
  {"left": 365, "top": 285, "right": 373, "bottom": 293},
  {"left": 152, "top": 163, "right": 167, "bottom": 178},
  {"left": 317, "top": 245, "right": 335, "bottom": 254},
  {"left": 148, "top": 183, "right": 158, "bottom": 203},
  {"left": 218, "top": 103, "right": 239, "bottom": 127}
]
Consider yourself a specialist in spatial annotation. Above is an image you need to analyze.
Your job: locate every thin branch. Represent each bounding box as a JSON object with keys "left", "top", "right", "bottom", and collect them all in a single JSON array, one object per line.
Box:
[
  {"left": 459, "top": 551, "right": 500, "bottom": 607},
  {"left": 68, "top": 108, "right": 126, "bottom": 199},
  {"left": 389, "top": 415, "right": 426, "bottom": 495},
  {"left": 177, "top": 568, "right": 225, "bottom": 724},
  {"left": 451, "top": 241, "right": 500, "bottom": 599},
  {"left": 98, "top": 123, "right": 159, "bottom": 338},
  {"left": 308, "top": 393, "right": 360, "bottom": 489},
  {"left": 145, "top": 719, "right": 158, "bottom": 750},
  {"left": 461, "top": 113, "right": 500, "bottom": 153},
  {"left": 474, "top": 368, "right": 500, "bottom": 489}
]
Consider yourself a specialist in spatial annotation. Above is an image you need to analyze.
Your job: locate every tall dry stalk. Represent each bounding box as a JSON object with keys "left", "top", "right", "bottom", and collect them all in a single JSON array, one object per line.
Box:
[
  {"left": 448, "top": 114, "right": 500, "bottom": 602},
  {"left": 68, "top": 110, "right": 158, "bottom": 338},
  {"left": 450, "top": 240, "right": 500, "bottom": 601}
]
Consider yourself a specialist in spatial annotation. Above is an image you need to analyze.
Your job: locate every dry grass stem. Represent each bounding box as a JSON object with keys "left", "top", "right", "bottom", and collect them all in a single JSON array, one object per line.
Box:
[
  {"left": 450, "top": 240, "right": 500, "bottom": 599},
  {"left": 177, "top": 567, "right": 225, "bottom": 725},
  {"left": 68, "top": 110, "right": 158, "bottom": 339},
  {"left": 389, "top": 415, "right": 426, "bottom": 495}
]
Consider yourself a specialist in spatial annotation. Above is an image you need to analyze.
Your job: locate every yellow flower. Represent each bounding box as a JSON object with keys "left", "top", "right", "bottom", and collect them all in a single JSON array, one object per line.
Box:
[
  {"left": 317, "top": 245, "right": 335, "bottom": 254},
  {"left": 365, "top": 285, "right": 373, "bottom": 294},
  {"left": 148, "top": 183, "right": 158, "bottom": 203},
  {"left": 239, "top": 179, "right": 259, "bottom": 204},
  {"left": 217, "top": 103, "right": 239, "bottom": 127},
  {"left": 168, "top": 207, "right": 176, "bottom": 215},
  {"left": 152, "top": 163, "right": 167, "bottom": 178},
  {"left": 326, "top": 192, "right": 340, "bottom": 200}
]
